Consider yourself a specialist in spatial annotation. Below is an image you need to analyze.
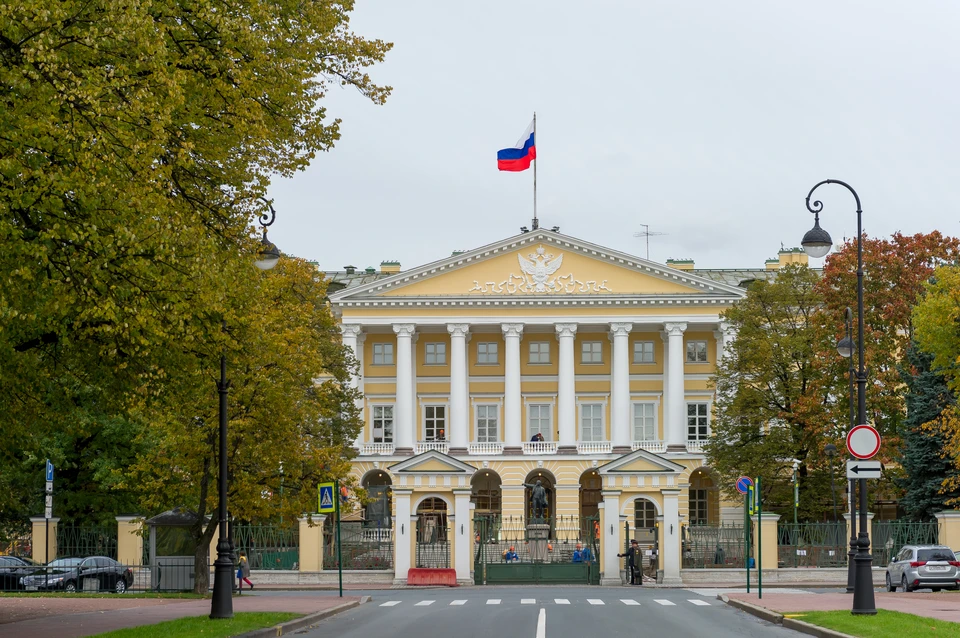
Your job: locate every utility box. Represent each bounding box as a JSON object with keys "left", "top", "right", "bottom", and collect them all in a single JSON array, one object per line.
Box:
[{"left": 146, "top": 509, "right": 208, "bottom": 591}]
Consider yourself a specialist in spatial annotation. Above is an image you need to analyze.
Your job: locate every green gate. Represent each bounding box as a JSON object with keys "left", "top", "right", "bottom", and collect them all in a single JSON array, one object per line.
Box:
[
  {"left": 473, "top": 515, "right": 599, "bottom": 585},
  {"left": 681, "top": 523, "right": 745, "bottom": 568},
  {"left": 778, "top": 522, "right": 846, "bottom": 568}
]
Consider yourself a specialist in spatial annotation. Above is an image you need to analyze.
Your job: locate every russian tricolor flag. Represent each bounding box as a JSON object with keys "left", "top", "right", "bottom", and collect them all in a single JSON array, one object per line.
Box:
[{"left": 497, "top": 119, "right": 536, "bottom": 171}]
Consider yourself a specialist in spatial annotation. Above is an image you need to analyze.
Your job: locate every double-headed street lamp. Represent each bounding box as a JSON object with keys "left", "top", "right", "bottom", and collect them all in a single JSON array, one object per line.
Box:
[
  {"left": 801, "top": 179, "right": 876, "bottom": 615},
  {"left": 211, "top": 204, "right": 281, "bottom": 620}
]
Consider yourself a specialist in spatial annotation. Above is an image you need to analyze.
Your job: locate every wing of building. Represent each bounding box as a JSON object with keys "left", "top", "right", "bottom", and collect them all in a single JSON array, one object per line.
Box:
[{"left": 326, "top": 229, "right": 807, "bottom": 586}]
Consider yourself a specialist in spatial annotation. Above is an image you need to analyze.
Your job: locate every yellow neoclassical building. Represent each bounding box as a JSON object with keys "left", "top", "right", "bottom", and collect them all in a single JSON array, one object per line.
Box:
[{"left": 327, "top": 229, "right": 800, "bottom": 586}]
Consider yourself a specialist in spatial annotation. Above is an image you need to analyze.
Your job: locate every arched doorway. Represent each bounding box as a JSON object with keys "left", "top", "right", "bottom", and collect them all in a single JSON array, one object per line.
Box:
[
  {"left": 689, "top": 468, "right": 719, "bottom": 525},
  {"left": 579, "top": 470, "right": 603, "bottom": 519},
  {"left": 523, "top": 469, "right": 555, "bottom": 522},
  {"left": 415, "top": 497, "right": 449, "bottom": 568},
  {"left": 361, "top": 470, "right": 392, "bottom": 530},
  {"left": 471, "top": 471, "right": 502, "bottom": 543}
]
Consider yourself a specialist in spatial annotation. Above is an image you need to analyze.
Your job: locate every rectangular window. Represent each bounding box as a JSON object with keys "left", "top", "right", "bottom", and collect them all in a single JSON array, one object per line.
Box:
[
  {"left": 632, "top": 340, "right": 655, "bottom": 364},
  {"left": 476, "top": 405, "right": 499, "bottom": 443},
  {"left": 477, "top": 342, "right": 499, "bottom": 364},
  {"left": 528, "top": 341, "right": 551, "bottom": 364},
  {"left": 424, "top": 405, "right": 447, "bottom": 441},
  {"left": 686, "top": 340, "right": 708, "bottom": 363},
  {"left": 425, "top": 342, "right": 446, "bottom": 365},
  {"left": 373, "top": 343, "right": 394, "bottom": 365},
  {"left": 579, "top": 403, "right": 604, "bottom": 442},
  {"left": 528, "top": 404, "right": 552, "bottom": 441},
  {"left": 632, "top": 402, "right": 657, "bottom": 441},
  {"left": 690, "top": 489, "right": 708, "bottom": 524},
  {"left": 372, "top": 405, "right": 394, "bottom": 443},
  {"left": 687, "top": 402, "right": 709, "bottom": 441},
  {"left": 581, "top": 341, "right": 603, "bottom": 364}
]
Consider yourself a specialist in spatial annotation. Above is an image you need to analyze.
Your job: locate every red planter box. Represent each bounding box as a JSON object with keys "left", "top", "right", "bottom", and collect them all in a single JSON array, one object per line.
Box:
[{"left": 407, "top": 568, "right": 458, "bottom": 586}]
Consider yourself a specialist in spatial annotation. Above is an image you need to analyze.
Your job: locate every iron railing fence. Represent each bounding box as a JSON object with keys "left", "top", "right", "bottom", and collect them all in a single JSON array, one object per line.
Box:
[
  {"left": 232, "top": 524, "right": 299, "bottom": 570},
  {"left": 474, "top": 515, "right": 599, "bottom": 565},
  {"left": 323, "top": 522, "right": 394, "bottom": 570},
  {"left": 682, "top": 523, "right": 746, "bottom": 569},
  {"left": 777, "top": 522, "right": 847, "bottom": 568},
  {"left": 56, "top": 525, "right": 118, "bottom": 560},
  {"left": 416, "top": 519, "right": 450, "bottom": 569},
  {"left": 871, "top": 520, "right": 940, "bottom": 566}
]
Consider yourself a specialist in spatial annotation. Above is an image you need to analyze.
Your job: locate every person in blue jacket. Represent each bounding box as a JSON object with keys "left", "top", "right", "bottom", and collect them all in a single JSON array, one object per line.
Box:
[{"left": 503, "top": 546, "right": 519, "bottom": 563}]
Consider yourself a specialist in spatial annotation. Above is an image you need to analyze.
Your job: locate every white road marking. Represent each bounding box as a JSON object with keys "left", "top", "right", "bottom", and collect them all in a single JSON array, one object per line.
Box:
[
  {"left": 620, "top": 599, "right": 640, "bottom": 605},
  {"left": 522, "top": 598, "right": 537, "bottom": 604},
  {"left": 536, "top": 608, "right": 546, "bottom": 638},
  {"left": 688, "top": 599, "right": 711, "bottom": 606},
  {"left": 587, "top": 599, "right": 605, "bottom": 605},
  {"left": 554, "top": 598, "right": 570, "bottom": 605},
  {"left": 450, "top": 600, "right": 467, "bottom": 605},
  {"left": 654, "top": 599, "right": 676, "bottom": 606},
  {"left": 415, "top": 600, "right": 434, "bottom": 606},
  {"left": 487, "top": 599, "right": 501, "bottom": 605},
  {"left": 380, "top": 600, "right": 401, "bottom": 607}
]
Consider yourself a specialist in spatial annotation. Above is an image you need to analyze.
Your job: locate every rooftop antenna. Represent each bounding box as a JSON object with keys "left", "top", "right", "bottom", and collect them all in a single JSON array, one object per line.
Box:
[{"left": 633, "top": 225, "right": 667, "bottom": 260}]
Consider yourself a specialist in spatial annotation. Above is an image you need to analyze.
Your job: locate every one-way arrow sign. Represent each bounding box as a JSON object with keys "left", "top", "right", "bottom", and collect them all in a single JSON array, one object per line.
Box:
[{"left": 846, "top": 460, "right": 882, "bottom": 479}]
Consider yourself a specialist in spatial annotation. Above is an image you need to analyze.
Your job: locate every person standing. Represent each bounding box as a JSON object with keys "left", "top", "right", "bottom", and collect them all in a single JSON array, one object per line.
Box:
[
  {"left": 618, "top": 539, "right": 642, "bottom": 585},
  {"left": 237, "top": 551, "right": 254, "bottom": 591}
]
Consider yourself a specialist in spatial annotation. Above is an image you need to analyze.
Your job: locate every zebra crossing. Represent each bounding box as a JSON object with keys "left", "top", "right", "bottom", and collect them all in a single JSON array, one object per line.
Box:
[{"left": 379, "top": 597, "right": 714, "bottom": 608}]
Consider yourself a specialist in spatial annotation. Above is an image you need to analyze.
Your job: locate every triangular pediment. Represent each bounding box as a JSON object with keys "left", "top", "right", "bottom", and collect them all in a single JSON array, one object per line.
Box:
[
  {"left": 599, "top": 448, "right": 685, "bottom": 474},
  {"left": 330, "top": 230, "right": 745, "bottom": 303},
  {"left": 389, "top": 450, "right": 476, "bottom": 474}
]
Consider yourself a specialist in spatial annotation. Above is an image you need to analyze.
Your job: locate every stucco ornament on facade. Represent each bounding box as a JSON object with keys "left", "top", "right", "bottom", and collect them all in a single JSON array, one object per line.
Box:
[{"left": 468, "top": 245, "right": 612, "bottom": 294}]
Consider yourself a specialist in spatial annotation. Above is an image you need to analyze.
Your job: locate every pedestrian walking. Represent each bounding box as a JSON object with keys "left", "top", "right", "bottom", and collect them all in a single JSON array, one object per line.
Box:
[
  {"left": 237, "top": 551, "right": 254, "bottom": 591},
  {"left": 617, "top": 539, "right": 642, "bottom": 585}
]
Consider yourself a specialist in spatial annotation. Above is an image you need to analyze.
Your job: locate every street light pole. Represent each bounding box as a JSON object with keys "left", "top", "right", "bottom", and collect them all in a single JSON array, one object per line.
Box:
[
  {"left": 838, "top": 307, "right": 857, "bottom": 593},
  {"left": 802, "top": 179, "right": 876, "bottom": 615}
]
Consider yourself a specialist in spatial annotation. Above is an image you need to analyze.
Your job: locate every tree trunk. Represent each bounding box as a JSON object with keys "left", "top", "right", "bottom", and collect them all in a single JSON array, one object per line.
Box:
[{"left": 193, "top": 539, "right": 210, "bottom": 595}]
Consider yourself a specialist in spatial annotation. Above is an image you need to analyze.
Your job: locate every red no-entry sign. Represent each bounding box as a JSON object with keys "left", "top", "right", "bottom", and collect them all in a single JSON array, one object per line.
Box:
[{"left": 846, "top": 425, "right": 881, "bottom": 460}]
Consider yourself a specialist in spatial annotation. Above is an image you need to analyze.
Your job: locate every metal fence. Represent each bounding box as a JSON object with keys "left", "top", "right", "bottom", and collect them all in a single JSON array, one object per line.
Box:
[
  {"left": 416, "top": 516, "right": 450, "bottom": 569},
  {"left": 323, "top": 522, "right": 394, "bottom": 570},
  {"left": 682, "top": 523, "right": 746, "bottom": 568},
  {"left": 872, "top": 520, "right": 940, "bottom": 566},
  {"left": 232, "top": 524, "right": 298, "bottom": 570},
  {"left": 56, "top": 525, "right": 118, "bottom": 560},
  {"left": 777, "top": 522, "right": 847, "bottom": 568}
]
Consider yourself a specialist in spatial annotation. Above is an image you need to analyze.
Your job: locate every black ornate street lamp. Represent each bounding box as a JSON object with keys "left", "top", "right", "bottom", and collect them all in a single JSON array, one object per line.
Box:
[
  {"left": 210, "top": 204, "right": 281, "bottom": 619},
  {"left": 802, "top": 180, "right": 876, "bottom": 615},
  {"left": 838, "top": 307, "right": 857, "bottom": 594}
]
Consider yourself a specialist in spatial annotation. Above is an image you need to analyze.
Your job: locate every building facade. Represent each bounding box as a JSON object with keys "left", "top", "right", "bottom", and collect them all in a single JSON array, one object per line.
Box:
[{"left": 328, "top": 229, "right": 780, "bottom": 585}]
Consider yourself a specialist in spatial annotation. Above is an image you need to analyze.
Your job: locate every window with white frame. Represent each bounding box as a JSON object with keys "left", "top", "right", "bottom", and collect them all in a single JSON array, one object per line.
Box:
[
  {"left": 687, "top": 402, "right": 709, "bottom": 441},
  {"left": 476, "top": 404, "right": 499, "bottom": 442},
  {"left": 528, "top": 404, "right": 552, "bottom": 441},
  {"left": 580, "top": 341, "right": 603, "bottom": 364},
  {"left": 372, "top": 405, "right": 394, "bottom": 443},
  {"left": 690, "top": 489, "right": 708, "bottom": 524},
  {"left": 579, "top": 403, "right": 604, "bottom": 441},
  {"left": 633, "top": 340, "right": 655, "bottom": 364},
  {"left": 686, "top": 340, "right": 708, "bottom": 363},
  {"left": 424, "top": 405, "right": 447, "bottom": 441},
  {"left": 477, "top": 342, "right": 499, "bottom": 364},
  {"left": 425, "top": 342, "right": 446, "bottom": 365},
  {"left": 632, "top": 402, "right": 657, "bottom": 441},
  {"left": 528, "top": 341, "right": 551, "bottom": 364},
  {"left": 372, "top": 343, "right": 394, "bottom": 365}
]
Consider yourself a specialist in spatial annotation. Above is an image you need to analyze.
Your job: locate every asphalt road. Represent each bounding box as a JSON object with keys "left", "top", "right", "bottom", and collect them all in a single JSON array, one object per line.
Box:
[{"left": 294, "top": 586, "right": 805, "bottom": 638}]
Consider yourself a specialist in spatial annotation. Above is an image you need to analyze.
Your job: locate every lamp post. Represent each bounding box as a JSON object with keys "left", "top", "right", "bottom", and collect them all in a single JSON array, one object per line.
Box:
[
  {"left": 838, "top": 307, "right": 857, "bottom": 594},
  {"left": 824, "top": 443, "right": 839, "bottom": 523},
  {"left": 210, "top": 204, "right": 281, "bottom": 619},
  {"left": 801, "top": 179, "right": 876, "bottom": 615}
]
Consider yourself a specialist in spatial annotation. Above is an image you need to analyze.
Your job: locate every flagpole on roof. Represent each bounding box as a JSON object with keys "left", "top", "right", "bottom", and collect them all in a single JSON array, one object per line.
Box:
[{"left": 532, "top": 111, "right": 538, "bottom": 230}]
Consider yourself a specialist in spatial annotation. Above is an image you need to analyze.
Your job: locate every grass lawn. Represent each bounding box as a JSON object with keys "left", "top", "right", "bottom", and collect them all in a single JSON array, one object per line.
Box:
[
  {"left": 0, "top": 592, "right": 205, "bottom": 599},
  {"left": 89, "top": 612, "right": 302, "bottom": 637},
  {"left": 795, "top": 610, "right": 960, "bottom": 637}
]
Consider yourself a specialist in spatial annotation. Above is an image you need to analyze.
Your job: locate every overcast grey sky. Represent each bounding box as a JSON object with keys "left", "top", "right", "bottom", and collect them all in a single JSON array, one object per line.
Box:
[{"left": 267, "top": 1, "right": 960, "bottom": 272}]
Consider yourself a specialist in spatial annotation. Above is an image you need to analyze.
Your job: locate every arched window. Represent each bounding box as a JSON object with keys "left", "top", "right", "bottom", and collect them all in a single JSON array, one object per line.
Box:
[{"left": 362, "top": 471, "right": 392, "bottom": 529}]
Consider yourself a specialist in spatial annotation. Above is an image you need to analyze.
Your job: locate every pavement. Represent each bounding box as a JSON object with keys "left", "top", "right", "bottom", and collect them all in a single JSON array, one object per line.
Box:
[{"left": 725, "top": 590, "right": 960, "bottom": 624}]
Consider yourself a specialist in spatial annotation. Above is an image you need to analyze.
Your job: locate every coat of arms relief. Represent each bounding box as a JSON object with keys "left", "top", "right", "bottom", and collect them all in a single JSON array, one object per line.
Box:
[{"left": 468, "top": 245, "right": 612, "bottom": 294}]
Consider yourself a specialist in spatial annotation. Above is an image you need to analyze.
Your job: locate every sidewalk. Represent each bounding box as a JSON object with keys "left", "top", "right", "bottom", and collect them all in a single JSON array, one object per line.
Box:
[
  {"left": 0, "top": 594, "right": 363, "bottom": 638},
  {"left": 725, "top": 591, "right": 960, "bottom": 624}
]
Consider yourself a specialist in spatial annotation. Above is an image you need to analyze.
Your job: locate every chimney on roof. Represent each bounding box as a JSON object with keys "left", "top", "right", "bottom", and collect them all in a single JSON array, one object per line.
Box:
[
  {"left": 380, "top": 260, "right": 401, "bottom": 274},
  {"left": 765, "top": 248, "right": 809, "bottom": 270},
  {"left": 365, "top": 266, "right": 376, "bottom": 274},
  {"left": 666, "top": 258, "right": 695, "bottom": 272},
  {"left": 344, "top": 265, "right": 356, "bottom": 275}
]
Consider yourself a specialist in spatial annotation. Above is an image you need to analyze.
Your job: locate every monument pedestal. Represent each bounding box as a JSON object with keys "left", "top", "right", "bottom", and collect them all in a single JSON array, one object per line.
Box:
[{"left": 527, "top": 522, "right": 550, "bottom": 562}]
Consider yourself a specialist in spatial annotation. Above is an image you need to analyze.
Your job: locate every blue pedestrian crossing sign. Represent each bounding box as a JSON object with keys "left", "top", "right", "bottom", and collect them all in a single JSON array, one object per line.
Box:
[
  {"left": 735, "top": 476, "right": 753, "bottom": 495},
  {"left": 318, "top": 482, "right": 336, "bottom": 514}
]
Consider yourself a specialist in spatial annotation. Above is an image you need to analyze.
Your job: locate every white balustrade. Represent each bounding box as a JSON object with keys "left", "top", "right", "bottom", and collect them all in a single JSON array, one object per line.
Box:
[
  {"left": 359, "top": 442, "right": 395, "bottom": 456},
  {"left": 360, "top": 528, "right": 394, "bottom": 542},
  {"left": 631, "top": 440, "right": 666, "bottom": 453},
  {"left": 522, "top": 441, "right": 558, "bottom": 455},
  {"left": 415, "top": 441, "right": 449, "bottom": 454},
  {"left": 468, "top": 442, "right": 503, "bottom": 455},
  {"left": 576, "top": 441, "right": 612, "bottom": 454},
  {"left": 686, "top": 440, "right": 706, "bottom": 453}
]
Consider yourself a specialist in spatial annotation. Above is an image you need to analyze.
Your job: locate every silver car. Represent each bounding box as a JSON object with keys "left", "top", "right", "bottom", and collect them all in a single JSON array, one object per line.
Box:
[{"left": 885, "top": 545, "right": 960, "bottom": 592}]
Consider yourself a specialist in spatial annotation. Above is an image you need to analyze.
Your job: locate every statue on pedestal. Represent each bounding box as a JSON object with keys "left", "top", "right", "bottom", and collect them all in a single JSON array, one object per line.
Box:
[{"left": 523, "top": 479, "right": 549, "bottom": 520}]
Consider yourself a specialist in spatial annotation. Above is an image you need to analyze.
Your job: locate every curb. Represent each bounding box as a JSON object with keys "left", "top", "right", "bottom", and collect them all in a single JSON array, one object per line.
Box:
[
  {"left": 237, "top": 595, "right": 370, "bottom": 637},
  {"left": 718, "top": 594, "right": 855, "bottom": 638}
]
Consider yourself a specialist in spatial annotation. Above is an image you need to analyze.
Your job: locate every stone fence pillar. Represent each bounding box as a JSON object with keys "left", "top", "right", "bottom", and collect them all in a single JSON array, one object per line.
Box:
[
  {"left": 935, "top": 511, "right": 960, "bottom": 550},
  {"left": 30, "top": 517, "right": 58, "bottom": 563},
  {"left": 299, "top": 515, "right": 326, "bottom": 571},
  {"left": 115, "top": 516, "right": 143, "bottom": 565},
  {"left": 751, "top": 513, "right": 780, "bottom": 571}
]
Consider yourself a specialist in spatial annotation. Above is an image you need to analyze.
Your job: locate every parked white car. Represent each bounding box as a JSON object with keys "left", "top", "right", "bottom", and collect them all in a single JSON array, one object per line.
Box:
[{"left": 885, "top": 545, "right": 960, "bottom": 592}]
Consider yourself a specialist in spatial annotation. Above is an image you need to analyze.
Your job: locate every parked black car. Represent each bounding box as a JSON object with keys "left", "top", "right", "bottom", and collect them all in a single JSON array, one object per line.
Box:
[
  {"left": 20, "top": 557, "right": 134, "bottom": 593},
  {"left": 0, "top": 556, "right": 42, "bottom": 590}
]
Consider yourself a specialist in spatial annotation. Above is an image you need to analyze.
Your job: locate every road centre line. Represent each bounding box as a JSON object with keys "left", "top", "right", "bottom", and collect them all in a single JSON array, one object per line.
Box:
[{"left": 536, "top": 608, "right": 546, "bottom": 638}]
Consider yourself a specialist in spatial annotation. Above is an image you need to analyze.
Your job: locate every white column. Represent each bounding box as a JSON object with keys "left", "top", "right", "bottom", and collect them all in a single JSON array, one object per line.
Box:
[
  {"left": 393, "top": 324, "right": 415, "bottom": 453},
  {"left": 664, "top": 322, "right": 687, "bottom": 451},
  {"left": 602, "top": 490, "right": 622, "bottom": 586},
  {"left": 556, "top": 323, "right": 578, "bottom": 449},
  {"left": 410, "top": 332, "right": 418, "bottom": 444},
  {"left": 447, "top": 324, "right": 469, "bottom": 451},
  {"left": 661, "top": 489, "right": 682, "bottom": 585},
  {"left": 454, "top": 489, "right": 472, "bottom": 583},
  {"left": 502, "top": 323, "right": 524, "bottom": 448},
  {"left": 393, "top": 489, "right": 412, "bottom": 583},
  {"left": 610, "top": 323, "right": 632, "bottom": 450},
  {"left": 341, "top": 325, "right": 364, "bottom": 447}
]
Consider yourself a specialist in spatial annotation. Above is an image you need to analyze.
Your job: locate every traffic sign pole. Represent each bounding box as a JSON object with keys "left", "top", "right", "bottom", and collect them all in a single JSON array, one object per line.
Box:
[
  {"left": 335, "top": 479, "right": 343, "bottom": 598},
  {"left": 744, "top": 492, "right": 750, "bottom": 594},
  {"left": 757, "top": 476, "right": 762, "bottom": 600}
]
